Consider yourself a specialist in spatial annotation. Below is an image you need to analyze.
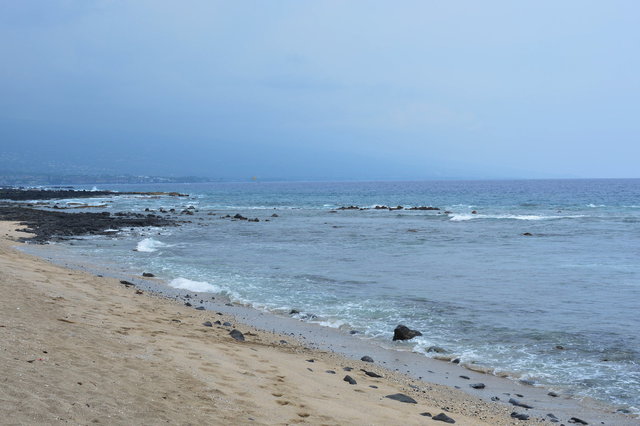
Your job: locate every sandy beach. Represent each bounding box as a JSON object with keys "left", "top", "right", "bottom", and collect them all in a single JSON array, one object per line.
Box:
[{"left": 0, "top": 221, "right": 527, "bottom": 425}]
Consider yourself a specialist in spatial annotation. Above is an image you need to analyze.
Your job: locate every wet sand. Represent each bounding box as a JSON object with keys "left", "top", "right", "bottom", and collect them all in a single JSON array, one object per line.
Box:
[{"left": 0, "top": 221, "right": 634, "bottom": 425}]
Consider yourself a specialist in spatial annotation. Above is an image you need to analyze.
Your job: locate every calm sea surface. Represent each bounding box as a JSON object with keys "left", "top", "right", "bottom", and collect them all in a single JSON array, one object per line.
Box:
[{"left": 42, "top": 179, "right": 640, "bottom": 412}]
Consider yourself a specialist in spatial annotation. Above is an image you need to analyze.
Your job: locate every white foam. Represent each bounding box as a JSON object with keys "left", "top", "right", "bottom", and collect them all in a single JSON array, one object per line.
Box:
[
  {"left": 169, "top": 277, "right": 219, "bottom": 293},
  {"left": 136, "top": 238, "right": 168, "bottom": 252},
  {"left": 449, "top": 213, "right": 585, "bottom": 222}
]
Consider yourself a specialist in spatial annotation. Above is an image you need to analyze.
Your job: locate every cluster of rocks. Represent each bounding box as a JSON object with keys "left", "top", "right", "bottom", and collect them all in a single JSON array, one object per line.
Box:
[
  {"left": 0, "top": 188, "right": 187, "bottom": 201},
  {"left": 337, "top": 205, "right": 440, "bottom": 211},
  {"left": 0, "top": 206, "right": 175, "bottom": 243}
]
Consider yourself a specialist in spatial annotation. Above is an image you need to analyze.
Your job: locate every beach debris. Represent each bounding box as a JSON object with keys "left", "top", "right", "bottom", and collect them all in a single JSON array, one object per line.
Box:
[
  {"left": 360, "top": 355, "right": 374, "bottom": 363},
  {"left": 343, "top": 375, "right": 357, "bottom": 385},
  {"left": 568, "top": 417, "right": 588, "bottom": 425},
  {"left": 142, "top": 272, "right": 155, "bottom": 277},
  {"left": 392, "top": 324, "right": 423, "bottom": 341},
  {"left": 470, "top": 383, "right": 485, "bottom": 389},
  {"left": 361, "top": 369, "right": 383, "bottom": 378},
  {"left": 202, "top": 321, "right": 213, "bottom": 327},
  {"left": 508, "top": 398, "right": 533, "bottom": 409},
  {"left": 432, "top": 412, "right": 456, "bottom": 423},
  {"left": 229, "top": 329, "right": 245, "bottom": 341},
  {"left": 385, "top": 393, "right": 417, "bottom": 404},
  {"left": 511, "top": 412, "right": 530, "bottom": 420}
]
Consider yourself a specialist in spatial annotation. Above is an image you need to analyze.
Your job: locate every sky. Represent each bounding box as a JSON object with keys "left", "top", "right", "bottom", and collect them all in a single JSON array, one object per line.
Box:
[{"left": 1, "top": 1, "right": 639, "bottom": 180}]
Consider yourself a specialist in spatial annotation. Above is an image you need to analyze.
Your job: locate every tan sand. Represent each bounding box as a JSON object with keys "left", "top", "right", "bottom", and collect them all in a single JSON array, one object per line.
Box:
[{"left": 0, "top": 221, "right": 526, "bottom": 425}]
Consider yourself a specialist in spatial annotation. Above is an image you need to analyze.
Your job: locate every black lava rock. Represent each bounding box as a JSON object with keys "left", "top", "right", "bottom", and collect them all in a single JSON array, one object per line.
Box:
[
  {"left": 508, "top": 398, "right": 533, "bottom": 409},
  {"left": 384, "top": 393, "right": 417, "bottom": 404},
  {"left": 229, "top": 329, "right": 245, "bottom": 341},
  {"left": 362, "top": 370, "right": 383, "bottom": 378},
  {"left": 511, "top": 412, "right": 530, "bottom": 420},
  {"left": 343, "top": 375, "right": 357, "bottom": 385},
  {"left": 432, "top": 413, "right": 455, "bottom": 423},
  {"left": 392, "top": 324, "right": 423, "bottom": 341}
]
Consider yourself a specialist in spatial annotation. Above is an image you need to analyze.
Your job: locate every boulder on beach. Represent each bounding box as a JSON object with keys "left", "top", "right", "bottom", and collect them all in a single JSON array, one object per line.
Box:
[
  {"left": 229, "top": 329, "right": 245, "bottom": 341},
  {"left": 384, "top": 393, "right": 417, "bottom": 404},
  {"left": 360, "top": 355, "right": 374, "bottom": 363},
  {"left": 392, "top": 324, "right": 423, "bottom": 341}
]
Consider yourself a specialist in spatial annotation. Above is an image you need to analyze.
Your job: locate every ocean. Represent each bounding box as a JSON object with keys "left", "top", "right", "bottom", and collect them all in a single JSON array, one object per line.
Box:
[{"left": 27, "top": 179, "right": 640, "bottom": 414}]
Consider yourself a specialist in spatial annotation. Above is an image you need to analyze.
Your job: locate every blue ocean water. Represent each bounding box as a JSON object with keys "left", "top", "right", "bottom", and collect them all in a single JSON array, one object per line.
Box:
[{"left": 50, "top": 179, "right": 640, "bottom": 412}]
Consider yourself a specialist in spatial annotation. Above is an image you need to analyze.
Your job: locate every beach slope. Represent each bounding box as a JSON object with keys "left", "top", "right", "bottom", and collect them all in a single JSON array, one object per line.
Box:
[{"left": 0, "top": 221, "right": 523, "bottom": 425}]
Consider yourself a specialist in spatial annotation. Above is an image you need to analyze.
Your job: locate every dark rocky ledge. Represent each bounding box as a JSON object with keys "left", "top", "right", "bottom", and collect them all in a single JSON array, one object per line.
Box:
[
  {"left": 0, "top": 188, "right": 188, "bottom": 201},
  {"left": 0, "top": 206, "right": 176, "bottom": 243}
]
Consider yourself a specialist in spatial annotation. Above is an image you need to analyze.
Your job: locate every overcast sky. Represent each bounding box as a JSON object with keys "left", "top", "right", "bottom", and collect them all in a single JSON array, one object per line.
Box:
[{"left": 1, "top": 1, "right": 639, "bottom": 180}]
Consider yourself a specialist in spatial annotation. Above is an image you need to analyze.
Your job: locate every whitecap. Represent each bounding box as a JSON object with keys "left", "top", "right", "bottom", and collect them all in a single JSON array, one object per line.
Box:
[
  {"left": 169, "top": 277, "right": 220, "bottom": 293},
  {"left": 136, "top": 238, "right": 168, "bottom": 252}
]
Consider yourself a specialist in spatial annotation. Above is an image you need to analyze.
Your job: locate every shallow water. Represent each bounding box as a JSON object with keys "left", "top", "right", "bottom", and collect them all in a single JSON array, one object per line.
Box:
[{"left": 36, "top": 179, "right": 640, "bottom": 413}]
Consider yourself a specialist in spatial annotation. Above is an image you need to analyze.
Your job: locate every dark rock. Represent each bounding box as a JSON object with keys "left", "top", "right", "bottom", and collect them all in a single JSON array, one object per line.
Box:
[
  {"left": 248, "top": 218, "right": 259, "bottom": 222},
  {"left": 392, "top": 324, "right": 423, "bottom": 341},
  {"left": 568, "top": 417, "right": 588, "bottom": 425},
  {"left": 471, "top": 210, "right": 477, "bottom": 214},
  {"left": 120, "top": 280, "right": 135, "bottom": 287},
  {"left": 360, "top": 355, "right": 374, "bottom": 363},
  {"left": 361, "top": 370, "right": 383, "bottom": 378},
  {"left": 426, "top": 346, "right": 447, "bottom": 353},
  {"left": 184, "top": 302, "right": 192, "bottom": 307},
  {"left": 233, "top": 214, "right": 247, "bottom": 220},
  {"left": 369, "top": 385, "right": 378, "bottom": 389},
  {"left": 142, "top": 272, "right": 155, "bottom": 277},
  {"left": 223, "top": 321, "right": 232, "bottom": 327},
  {"left": 522, "top": 232, "right": 533, "bottom": 236},
  {"left": 420, "top": 412, "right": 432, "bottom": 417},
  {"left": 459, "top": 375, "right": 470, "bottom": 380},
  {"left": 470, "top": 383, "right": 485, "bottom": 389},
  {"left": 343, "top": 375, "right": 357, "bottom": 385},
  {"left": 289, "top": 309, "right": 300, "bottom": 315},
  {"left": 306, "top": 359, "right": 315, "bottom": 363},
  {"left": 343, "top": 367, "right": 353, "bottom": 371},
  {"left": 325, "top": 370, "right": 336, "bottom": 374},
  {"left": 135, "top": 289, "right": 143, "bottom": 294},
  {"left": 214, "top": 320, "right": 222, "bottom": 325},
  {"left": 519, "top": 379, "right": 535, "bottom": 386},
  {"left": 271, "top": 213, "right": 279, "bottom": 217},
  {"left": 349, "top": 330, "right": 360, "bottom": 334},
  {"left": 385, "top": 393, "right": 417, "bottom": 404},
  {"left": 229, "top": 329, "right": 245, "bottom": 341},
  {"left": 547, "top": 391, "right": 559, "bottom": 397},
  {"left": 407, "top": 206, "right": 440, "bottom": 211},
  {"left": 202, "top": 321, "right": 213, "bottom": 327},
  {"left": 547, "top": 413, "right": 558, "bottom": 420},
  {"left": 432, "top": 412, "right": 456, "bottom": 423},
  {"left": 511, "top": 412, "right": 530, "bottom": 420},
  {"left": 279, "top": 339, "right": 287, "bottom": 344},
  {"left": 225, "top": 303, "right": 233, "bottom": 306},
  {"left": 508, "top": 398, "right": 533, "bottom": 409},
  {"left": 195, "top": 306, "right": 205, "bottom": 310},
  {"left": 491, "top": 396, "right": 500, "bottom": 401},
  {"left": 452, "top": 358, "right": 460, "bottom": 364}
]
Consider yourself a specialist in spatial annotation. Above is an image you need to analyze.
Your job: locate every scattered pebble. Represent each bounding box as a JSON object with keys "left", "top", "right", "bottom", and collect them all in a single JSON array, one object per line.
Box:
[{"left": 343, "top": 375, "right": 357, "bottom": 385}]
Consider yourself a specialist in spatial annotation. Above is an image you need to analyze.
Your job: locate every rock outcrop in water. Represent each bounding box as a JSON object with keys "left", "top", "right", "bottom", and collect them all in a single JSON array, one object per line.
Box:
[{"left": 392, "top": 324, "right": 423, "bottom": 341}]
